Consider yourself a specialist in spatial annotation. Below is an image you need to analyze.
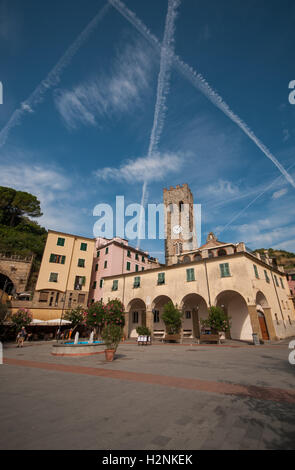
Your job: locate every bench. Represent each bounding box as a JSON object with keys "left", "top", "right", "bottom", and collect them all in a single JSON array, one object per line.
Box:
[
  {"left": 163, "top": 334, "right": 180, "bottom": 343},
  {"left": 182, "top": 329, "right": 193, "bottom": 339},
  {"left": 153, "top": 330, "right": 165, "bottom": 340},
  {"left": 199, "top": 334, "right": 221, "bottom": 344},
  {"left": 137, "top": 335, "right": 151, "bottom": 345}
]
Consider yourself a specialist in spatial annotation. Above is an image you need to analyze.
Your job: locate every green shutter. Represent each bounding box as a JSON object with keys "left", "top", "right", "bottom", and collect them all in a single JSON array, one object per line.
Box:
[
  {"left": 112, "top": 280, "right": 118, "bottom": 291},
  {"left": 57, "top": 237, "right": 65, "bottom": 246},
  {"left": 61, "top": 256, "right": 66, "bottom": 265},
  {"left": 134, "top": 276, "right": 140, "bottom": 288},
  {"left": 49, "top": 253, "right": 55, "bottom": 263},
  {"left": 95, "top": 263, "right": 98, "bottom": 272},
  {"left": 80, "top": 242, "right": 87, "bottom": 251},
  {"left": 186, "top": 268, "right": 195, "bottom": 281},
  {"left": 100, "top": 279, "right": 103, "bottom": 288},
  {"left": 158, "top": 272, "right": 165, "bottom": 284},
  {"left": 127, "top": 262, "right": 130, "bottom": 271},
  {"left": 220, "top": 263, "right": 230, "bottom": 277},
  {"left": 253, "top": 265, "right": 259, "bottom": 278}
]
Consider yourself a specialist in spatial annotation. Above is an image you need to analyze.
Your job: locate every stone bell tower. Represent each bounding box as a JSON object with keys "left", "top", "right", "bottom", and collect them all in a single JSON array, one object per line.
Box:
[{"left": 163, "top": 184, "right": 197, "bottom": 266}]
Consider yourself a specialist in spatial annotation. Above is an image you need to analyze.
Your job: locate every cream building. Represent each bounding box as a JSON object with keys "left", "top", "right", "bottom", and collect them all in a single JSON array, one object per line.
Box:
[
  {"left": 102, "top": 186, "right": 295, "bottom": 342},
  {"left": 10, "top": 230, "right": 95, "bottom": 321}
]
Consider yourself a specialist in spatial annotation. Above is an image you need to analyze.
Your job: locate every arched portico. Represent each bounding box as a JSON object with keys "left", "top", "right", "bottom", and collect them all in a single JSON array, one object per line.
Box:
[
  {"left": 216, "top": 290, "right": 252, "bottom": 341},
  {"left": 151, "top": 295, "right": 173, "bottom": 337},
  {"left": 127, "top": 298, "right": 146, "bottom": 338},
  {"left": 180, "top": 293, "right": 208, "bottom": 338}
]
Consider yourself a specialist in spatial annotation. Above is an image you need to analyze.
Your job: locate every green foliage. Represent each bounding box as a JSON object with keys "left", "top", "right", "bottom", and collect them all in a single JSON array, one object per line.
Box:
[
  {"left": 64, "top": 306, "right": 86, "bottom": 328},
  {"left": 101, "top": 323, "right": 123, "bottom": 350},
  {"left": 9, "top": 308, "right": 32, "bottom": 331},
  {"left": 201, "top": 306, "right": 231, "bottom": 333},
  {"left": 86, "top": 301, "right": 106, "bottom": 328},
  {"left": 136, "top": 326, "right": 151, "bottom": 336},
  {"left": 161, "top": 301, "right": 183, "bottom": 335},
  {"left": 0, "top": 303, "right": 8, "bottom": 325},
  {"left": 0, "top": 186, "right": 42, "bottom": 227}
]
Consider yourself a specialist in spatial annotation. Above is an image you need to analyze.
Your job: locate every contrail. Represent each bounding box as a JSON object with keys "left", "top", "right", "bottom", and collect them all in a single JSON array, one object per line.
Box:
[
  {"left": 0, "top": 3, "right": 110, "bottom": 149},
  {"left": 217, "top": 162, "right": 295, "bottom": 235},
  {"left": 137, "top": 0, "right": 181, "bottom": 246},
  {"left": 108, "top": 0, "right": 295, "bottom": 188}
]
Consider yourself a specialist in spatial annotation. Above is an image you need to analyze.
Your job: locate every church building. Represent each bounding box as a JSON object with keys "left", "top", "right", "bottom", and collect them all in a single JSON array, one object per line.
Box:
[{"left": 102, "top": 184, "right": 295, "bottom": 342}]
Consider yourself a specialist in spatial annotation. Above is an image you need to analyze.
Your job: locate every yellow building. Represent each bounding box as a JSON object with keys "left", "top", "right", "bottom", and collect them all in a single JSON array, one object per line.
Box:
[{"left": 25, "top": 230, "right": 95, "bottom": 321}]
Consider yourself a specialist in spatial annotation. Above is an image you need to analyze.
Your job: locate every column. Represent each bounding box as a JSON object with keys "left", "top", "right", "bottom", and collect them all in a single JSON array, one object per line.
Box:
[
  {"left": 263, "top": 307, "right": 279, "bottom": 341},
  {"left": 123, "top": 311, "right": 129, "bottom": 339},
  {"left": 146, "top": 310, "right": 154, "bottom": 335},
  {"left": 247, "top": 305, "right": 262, "bottom": 339}
]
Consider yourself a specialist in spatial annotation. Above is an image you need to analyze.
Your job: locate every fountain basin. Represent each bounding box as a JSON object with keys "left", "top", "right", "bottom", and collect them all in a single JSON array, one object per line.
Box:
[{"left": 52, "top": 341, "right": 105, "bottom": 356}]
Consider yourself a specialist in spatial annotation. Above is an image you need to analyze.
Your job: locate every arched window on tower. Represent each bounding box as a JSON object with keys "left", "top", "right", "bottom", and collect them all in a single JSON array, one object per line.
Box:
[
  {"left": 217, "top": 249, "right": 227, "bottom": 257},
  {"left": 179, "top": 201, "right": 184, "bottom": 212}
]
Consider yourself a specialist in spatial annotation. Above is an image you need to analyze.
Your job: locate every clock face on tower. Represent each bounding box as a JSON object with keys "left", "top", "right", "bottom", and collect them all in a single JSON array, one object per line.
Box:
[{"left": 173, "top": 225, "right": 183, "bottom": 235}]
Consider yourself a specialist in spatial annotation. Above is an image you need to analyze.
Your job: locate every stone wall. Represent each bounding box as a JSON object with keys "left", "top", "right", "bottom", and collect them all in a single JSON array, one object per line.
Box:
[{"left": 0, "top": 253, "right": 34, "bottom": 293}]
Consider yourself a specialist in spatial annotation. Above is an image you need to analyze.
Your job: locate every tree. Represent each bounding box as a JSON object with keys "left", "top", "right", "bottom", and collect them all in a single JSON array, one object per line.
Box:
[
  {"left": 0, "top": 186, "right": 43, "bottom": 227},
  {"left": 9, "top": 308, "right": 32, "bottom": 332},
  {"left": 86, "top": 301, "right": 106, "bottom": 330},
  {"left": 101, "top": 324, "right": 123, "bottom": 351},
  {"left": 200, "top": 306, "right": 231, "bottom": 333},
  {"left": 162, "top": 301, "right": 183, "bottom": 335},
  {"left": 64, "top": 306, "right": 86, "bottom": 332}
]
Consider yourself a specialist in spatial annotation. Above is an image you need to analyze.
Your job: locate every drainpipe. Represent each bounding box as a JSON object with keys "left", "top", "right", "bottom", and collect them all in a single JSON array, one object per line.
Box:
[{"left": 58, "top": 237, "right": 76, "bottom": 339}]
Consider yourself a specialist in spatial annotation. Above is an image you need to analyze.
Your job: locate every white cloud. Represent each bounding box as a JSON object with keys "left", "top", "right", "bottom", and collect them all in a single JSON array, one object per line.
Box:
[
  {"left": 272, "top": 188, "right": 288, "bottom": 199},
  {"left": 207, "top": 179, "right": 240, "bottom": 197},
  {"left": 95, "top": 152, "right": 184, "bottom": 183},
  {"left": 54, "top": 39, "right": 154, "bottom": 130}
]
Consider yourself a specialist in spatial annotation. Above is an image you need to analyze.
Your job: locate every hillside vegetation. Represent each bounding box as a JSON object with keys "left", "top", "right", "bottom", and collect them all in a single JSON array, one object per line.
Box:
[{"left": 254, "top": 248, "right": 295, "bottom": 270}]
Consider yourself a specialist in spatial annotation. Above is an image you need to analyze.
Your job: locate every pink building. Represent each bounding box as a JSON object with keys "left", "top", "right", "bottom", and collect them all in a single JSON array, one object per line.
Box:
[
  {"left": 286, "top": 270, "right": 295, "bottom": 307},
  {"left": 89, "top": 237, "right": 160, "bottom": 304}
]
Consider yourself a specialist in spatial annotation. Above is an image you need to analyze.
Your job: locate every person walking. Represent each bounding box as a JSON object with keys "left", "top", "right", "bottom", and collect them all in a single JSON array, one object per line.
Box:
[{"left": 17, "top": 327, "right": 27, "bottom": 348}]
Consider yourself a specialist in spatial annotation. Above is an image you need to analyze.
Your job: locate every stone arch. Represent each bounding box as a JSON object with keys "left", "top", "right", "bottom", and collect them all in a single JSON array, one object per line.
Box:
[
  {"left": 194, "top": 253, "right": 202, "bottom": 261},
  {"left": 215, "top": 290, "right": 252, "bottom": 341},
  {"left": 0, "top": 272, "right": 16, "bottom": 295},
  {"left": 183, "top": 255, "right": 191, "bottom": 263},
  {"left": 127, "top": 298, "right": 146, "bottom": 338},
  {"left": 151, "top": 295, "right": 173, "bottom": 334},
  {"left": 181, "top": 293, "right": 208, "bottom": 338},
  {"left": 256, "top": 291, "right": 270, "bottom": 340},
  {"left": 217, "top": 249, "right": 227, "bottom": 257}
]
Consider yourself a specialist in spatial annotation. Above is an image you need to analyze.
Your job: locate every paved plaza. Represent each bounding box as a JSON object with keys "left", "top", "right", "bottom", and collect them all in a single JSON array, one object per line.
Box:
[{"left": 0, "top": 339, "right": 295, "bottom": 450}]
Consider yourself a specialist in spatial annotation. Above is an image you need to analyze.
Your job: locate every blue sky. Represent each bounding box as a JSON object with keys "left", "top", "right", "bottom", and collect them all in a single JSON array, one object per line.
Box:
[{"left": 0, "top": 0, "right": 295, "bottom": 262}]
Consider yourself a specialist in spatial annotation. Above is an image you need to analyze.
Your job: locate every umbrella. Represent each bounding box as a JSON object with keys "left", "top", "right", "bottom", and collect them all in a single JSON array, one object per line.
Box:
[
  {"left": 31, "top": 318, "right": 45, "bottom": 324},
  {"left": 43, "top": 319, "right": 71, "bottom": 326}
]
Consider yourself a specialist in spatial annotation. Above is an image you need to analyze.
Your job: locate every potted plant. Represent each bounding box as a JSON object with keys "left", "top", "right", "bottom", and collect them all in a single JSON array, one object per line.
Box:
[
  {"left": 200, "top": 306, "right": 231, "bottom": 339},
  {"left": 101, "top": 323, "right": 123, "bottom": 361},
  {"left": 162, "top": 301, "right": 183, "bottom": 342},
  {"left": 100, "top": 299, "right": 125, "bottom": 361}
]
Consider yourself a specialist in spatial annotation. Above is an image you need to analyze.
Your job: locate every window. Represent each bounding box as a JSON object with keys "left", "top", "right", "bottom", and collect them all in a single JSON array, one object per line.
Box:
[
  {"left": 78, "top": 258, "right": 85, "bottom": 268},
  {"left": 157, "top": 272, "right": 165, "bottom": 285},
  {"left": 135, "top": 253, "right": 139, "bottom": 261},
  {"left": 280, "top": 278, "right": 285, "bottom": 289},
  {"left": 275, "top": 313, "right": 279, "bottom": 325},
  {"left": 97, "top": 250, "right": 100, "bottom": 258},
  {"left": 264, "top": 270, "right": 270, "bottom": 283},
  {"left": 80, "top": 242, "right": 87, "bottom": 251},
  {"left": 112, "top": 280, "right": 118, "bottom": 291},
  {"left": 132, "top": 311, "right": 139, "bottom": 323},
  {"left": 74, "top": 275, "right": 85, "bottom": 290},
  {"left": 185, "top": 311, "right": 191, "bottom": 319},
  {"left": 274, "top": 275, "right": 279, "bottom": 287},
  {"left": 186, "top": 268, "right": 195, "bottom": 282},
  {"left": 288, "top": 315, "right": 292, "bottom": 325},
  {"left": 253, "top": 265, "right": 259, "bottom": 279},
  {"left": 104, "top": 261, "right": 107, "bottom": 269},
  {"left": 126, "top": 261, "right": 131, "bottom": 271},
  {"left": 78, "top": 294, "right": 85, "bottom": 304},
  {"left": 92, "top": 281, "right": 97, "bottom": 289},
  {"left": 49, "top": 254, "right": 66, "bottom": 264},
  {"left": 127, "top": 250, "right": 131, "bottom": 258},
  {"left": 142, "top": 256, "right": 145, "bottom": 263},
  {"left": 95, "top": 263, "right": 98, "bottom": 272},
  {"left": 135, "top": 264, "right": 139, "bottom": 272},
  {"left": 99, "top": 279, "right": 103, "bottom": 288},
  {"left": 218, "top": 249, "right": 227, "bottom": 257},
  {"left": 39, "top": 291, "right": 49, "bottom": 302},
  {"left": 134, "top": 276, "right": 140, "bottom": 288},
  {"left": 220, "top": 263, "right": 230, "bottom": 277},
  {"left": 153, "top": 310, "right": 160, "bottom": 323},
  {"left": 105, "top": 247, "right": 109, "bottom": 255},
  {"left": 57, "top": 237, "right": 65, "bottom": 246},
  {"left": 49, "top": 272, "right": 58, "bottom": 283},
  {"left": 142, "top": 267, "right": 145, "bottom": 271}
]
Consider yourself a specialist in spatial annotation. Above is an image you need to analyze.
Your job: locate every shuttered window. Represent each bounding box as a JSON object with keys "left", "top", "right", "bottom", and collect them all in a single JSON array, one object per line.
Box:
[
  {"left": 220, "top": 263, "right": 230, "bottom": 278},
  {"left": 186, "top": 268, "right": 195, "bottom": 282},
  {"left": 253, "top": 265, "right": 259, "bottom": 279},
  {"left": 157, "top": 272, "right": 165, "bottom": 285},
  {"left": 80, "top": 243, "right": 87, "bottom": 251},
  {"left": 78, "top": 258, "right": 85, "bottom": 268},
  {"left": 49, "top": 273, "right": 58, "bottom": 283},
  {"left": 134, "top": 276, "right": 140, "bottom": 288},
  {"left": 112, "top": 280, "right": 118, "bottom": 291},
  {"left": 264, "top": 270, "right": 270, "bottom": 283},
  {"left": 57, "top": 237, "right": 65, "bottom": 246}
]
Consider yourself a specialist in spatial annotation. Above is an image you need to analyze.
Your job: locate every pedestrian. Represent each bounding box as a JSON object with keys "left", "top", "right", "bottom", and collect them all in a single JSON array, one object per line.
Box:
[{"left": 17, "top": 327, "right": 27, "bottom": 348}]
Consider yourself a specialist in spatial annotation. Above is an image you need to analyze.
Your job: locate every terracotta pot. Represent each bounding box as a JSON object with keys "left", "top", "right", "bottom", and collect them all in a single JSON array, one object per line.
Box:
[{"left": 105, "top": 349, "right": 115, "bottom": 362}]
